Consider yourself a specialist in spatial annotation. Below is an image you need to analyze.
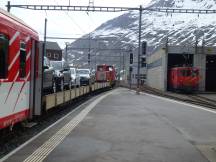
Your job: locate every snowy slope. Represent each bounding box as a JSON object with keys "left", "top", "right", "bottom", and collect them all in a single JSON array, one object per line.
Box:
[{"left": 67, "top": 0, "right": 216, "bottom": 67}]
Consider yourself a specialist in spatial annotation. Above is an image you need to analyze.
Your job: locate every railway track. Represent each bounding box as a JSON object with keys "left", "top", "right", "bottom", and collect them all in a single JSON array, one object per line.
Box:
[
  {"left": 186, "top": 95, "right": 216, "bottom": 109},
  {"left": 122, "top": 84, "right": 216, "bottom": 110},
  {"left": 144, "top": 87, "right": 216, "bottom": 109}
]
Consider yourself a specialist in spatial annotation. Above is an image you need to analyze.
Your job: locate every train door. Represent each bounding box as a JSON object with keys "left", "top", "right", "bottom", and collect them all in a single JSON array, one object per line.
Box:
[
  {"left": 0, "top": 34, "right": 9, "bottom": 128},
  {"left": 29, "top": 40, "right": 42, "bottom": 117}
]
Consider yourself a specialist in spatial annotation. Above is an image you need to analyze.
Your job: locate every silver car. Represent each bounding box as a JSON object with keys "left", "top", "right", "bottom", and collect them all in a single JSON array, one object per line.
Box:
[
  {"left": 77, "top": 69, "right": 91, "bottom": 86},
  {"left": 70, "top": 68, "right": 80, "bottom": 87}
]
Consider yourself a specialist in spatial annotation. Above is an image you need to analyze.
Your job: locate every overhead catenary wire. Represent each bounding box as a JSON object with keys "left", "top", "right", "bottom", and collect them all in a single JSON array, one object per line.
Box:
[
  {"left": 54, "top": 0, "right": 86, "bottom": 34},
  {"left": 45, "top": 36, "right": 115, "bottom": 40}
]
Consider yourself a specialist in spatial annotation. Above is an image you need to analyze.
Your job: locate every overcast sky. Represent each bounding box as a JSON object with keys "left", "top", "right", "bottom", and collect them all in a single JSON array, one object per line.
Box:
[{"left": 0, "top": 0, "right": 151, "bottom": 48}]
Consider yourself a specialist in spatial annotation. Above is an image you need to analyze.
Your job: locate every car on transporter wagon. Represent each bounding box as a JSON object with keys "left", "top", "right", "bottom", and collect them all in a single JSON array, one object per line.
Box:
[
  {"left": 77, "top": 68, "right": 91, "bottom": 86},
  {"left": 50, "top": 60, "right": 72, "bottom": 91},
  {"left": 43, "top": 56, "right": 55, "bottom": 92},
  {"left": 70, "top": 67, "right": 80, "bottom": 87}
]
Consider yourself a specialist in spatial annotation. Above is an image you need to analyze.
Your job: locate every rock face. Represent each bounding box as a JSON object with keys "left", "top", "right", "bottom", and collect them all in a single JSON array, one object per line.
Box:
[{"left": 66, "top": 0, "right": 216, "bottom": 68}]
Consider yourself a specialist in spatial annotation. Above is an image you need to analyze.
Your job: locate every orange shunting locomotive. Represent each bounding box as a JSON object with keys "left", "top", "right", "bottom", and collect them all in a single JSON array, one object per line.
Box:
[
  {"left": 169, "top": 67, "right": 200, "bottom": 92},
  {"left": 96, "top": 64, "right": 116, "bottom": 86}
]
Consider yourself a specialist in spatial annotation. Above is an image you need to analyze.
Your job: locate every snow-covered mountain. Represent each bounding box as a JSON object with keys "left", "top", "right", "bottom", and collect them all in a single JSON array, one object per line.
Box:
[{"left": 66, "top": 0, "right": 216, "bottom": 68}]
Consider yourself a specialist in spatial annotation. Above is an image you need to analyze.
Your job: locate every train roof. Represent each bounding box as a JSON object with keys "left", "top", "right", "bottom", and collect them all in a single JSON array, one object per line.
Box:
[{"left": 0, "top": 8, "right": 38, "bottom": 36}]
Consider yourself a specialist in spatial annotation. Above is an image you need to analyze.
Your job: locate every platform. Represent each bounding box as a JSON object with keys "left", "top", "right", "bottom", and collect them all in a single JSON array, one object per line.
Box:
[{"left": 3, "top": 88, "right": 216, "bottom": 162}]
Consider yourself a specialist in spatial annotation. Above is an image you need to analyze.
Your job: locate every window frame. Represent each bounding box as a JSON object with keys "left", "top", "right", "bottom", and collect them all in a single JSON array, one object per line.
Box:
[
  {"left": 0, "top": 34, "right": 9, "bottom": 79},
  {"left": 19, "top": 41, "right": 27, "bottom": 78}
]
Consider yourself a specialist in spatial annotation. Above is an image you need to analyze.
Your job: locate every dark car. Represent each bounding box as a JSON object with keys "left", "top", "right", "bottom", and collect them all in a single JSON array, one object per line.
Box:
[
  {"left": 50, "top": 60, "right": 71, "bottom": 91},
  {"left": 43, "top": 56, "right": 55, "bottom": 92}
]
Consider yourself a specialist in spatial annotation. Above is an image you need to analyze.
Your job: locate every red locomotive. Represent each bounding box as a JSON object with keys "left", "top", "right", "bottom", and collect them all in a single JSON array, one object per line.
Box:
[
  {"left": 96, "top": 64, "right": 116, "bottom": 86},
  {"left": 169, "top": 67, "right": 200, "bottom": 92}
]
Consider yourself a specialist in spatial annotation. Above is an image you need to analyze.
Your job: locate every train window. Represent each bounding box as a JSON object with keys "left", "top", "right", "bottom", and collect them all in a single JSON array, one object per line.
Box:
[
  {"left": 97, "top": 66, "right": 103, "bottom": 71},
  {"left": 181, "top": 69, "right": 191, "bottom": 77},
  {"left": 108, "top": 66, "right": 113, "bottom": 71},
  {"left": 0, "top": 34, "right": 9, "bottom": 79},
  {"left": 20, "top": 42, "right": 26, "bottom": 78},
  {"left": 192, "top": 69, "right": 199, "bottom": 77}
]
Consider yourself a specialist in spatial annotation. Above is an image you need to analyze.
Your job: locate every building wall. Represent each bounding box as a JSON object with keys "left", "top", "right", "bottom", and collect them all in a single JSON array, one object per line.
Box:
[
  {"left": 147, "top": 49, "right": 167, "bottom": 91},
  {"left": 130, "top": 67, "right": 146, "bottom": 85},
  {"left": 147, "top": 46, "right": 216, "bottom": 92},
  {"left": 168, "top": 46, "right": 195, "bottom": 54},
  {"left": 194, "top": 47, "right": 206, "bottom": 91}
]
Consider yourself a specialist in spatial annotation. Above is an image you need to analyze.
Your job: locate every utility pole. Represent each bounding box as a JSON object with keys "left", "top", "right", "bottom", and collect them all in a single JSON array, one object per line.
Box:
[
  {"left": 129, "top": 48, "right": 133, "bottom": 89},
  {"left": 89, "top": 0, "right": 94, "bottom": 7},
  {"left": 137, "top": 5, "right": 142, "bottom": 94},
  {"left": 122, "top": 52, "right": 125, "bottom": 82},
  {"left": 41, "top": 18, "right": 47, "bottom": 103},
  {"left": 88, "top": 33, "right": 91, "bottom": 68},
  {"left": 65, "top": 43, "right": 69, "bottom": 62},
  {"left": 118, "top": 53, "right": 121, "bottom": 83},
  {"left": 195, "top": 30, "right": 198, "bottom": 56},
  {"left": 7, "top": 1, "right": 11, "bottom": 12},
  {"left": 43, "top": 18, "right": 47, "bottom": 58}
]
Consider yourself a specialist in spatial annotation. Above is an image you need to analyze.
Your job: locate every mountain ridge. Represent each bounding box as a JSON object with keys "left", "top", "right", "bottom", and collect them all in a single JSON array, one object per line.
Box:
[{"left": 66, "top": 0, "right": 216, "bottom": 68}]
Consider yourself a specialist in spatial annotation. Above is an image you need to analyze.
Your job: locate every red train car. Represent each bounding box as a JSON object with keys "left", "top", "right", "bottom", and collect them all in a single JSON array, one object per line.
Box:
[
  {"left": 0, "top": 9, "right": 41, "bottom": 129},
  {"left": 169, "top": 67, "right": 200, "bottom": 92},
  {"left": 96, "top": 64, "right": 116, "bottom": 86}
]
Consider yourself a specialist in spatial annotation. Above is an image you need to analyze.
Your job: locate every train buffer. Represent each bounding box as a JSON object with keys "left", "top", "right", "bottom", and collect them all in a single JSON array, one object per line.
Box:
[{"left": 2, "top": 88, "right": 216, "bottom": 162}]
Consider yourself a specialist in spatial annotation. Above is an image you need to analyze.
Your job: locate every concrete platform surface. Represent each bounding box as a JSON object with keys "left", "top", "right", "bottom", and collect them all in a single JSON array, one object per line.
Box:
[{"left": 4, "top": 88, "right": 216, "bottom": 162}]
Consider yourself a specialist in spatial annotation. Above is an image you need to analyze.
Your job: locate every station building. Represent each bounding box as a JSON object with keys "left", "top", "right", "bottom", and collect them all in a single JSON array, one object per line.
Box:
[
  {"left": 146, "top": 45, "right": 216, "bottom": 92},
  {"left": 39, "top": 41, "right": 62, "bottom": 61}
]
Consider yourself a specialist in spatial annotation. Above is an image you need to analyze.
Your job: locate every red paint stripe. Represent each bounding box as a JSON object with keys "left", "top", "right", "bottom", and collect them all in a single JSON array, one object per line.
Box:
[
  {"left": 7, "top": 46, "right": 20, "bottom": 82},
  {"left": 0, "top": 109, "right": 29, "bottom": 129},
  {"left": 4, "top": 72, "right": 19, "bottom": 103},
  {"left": 13, "top": 73, "right": 30, "bottom": 112}
]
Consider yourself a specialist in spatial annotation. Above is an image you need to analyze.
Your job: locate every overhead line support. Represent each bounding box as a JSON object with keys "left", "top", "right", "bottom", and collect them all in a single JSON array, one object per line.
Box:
[{"left": 6, "top": 2, "right": 216, "bottom": 14}]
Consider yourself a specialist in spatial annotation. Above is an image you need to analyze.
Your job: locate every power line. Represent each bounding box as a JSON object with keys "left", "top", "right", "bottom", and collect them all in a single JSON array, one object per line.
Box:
[
  {"left": 54, "top": 0, "right": 86, "bottom": 34},
  {"left": 67, "top": 47, "right": 130, "bottom": 51},
  {"left": 147, "top": 7, "right": 216, "bottom": 14},
  {"left": 65, "top": 11, "right": 86, "bottom": 33},
  {"left": 46, "top": 36, "right": 115, "bottom": 40}
]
